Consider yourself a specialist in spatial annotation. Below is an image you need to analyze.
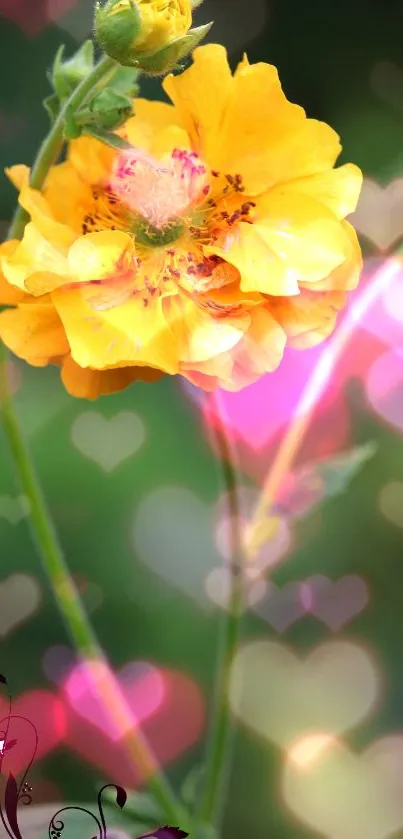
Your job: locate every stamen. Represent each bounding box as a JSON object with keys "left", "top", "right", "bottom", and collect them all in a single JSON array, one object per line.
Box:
[{"left": 110, "top": 147, "right": 209, "bottom": 231}]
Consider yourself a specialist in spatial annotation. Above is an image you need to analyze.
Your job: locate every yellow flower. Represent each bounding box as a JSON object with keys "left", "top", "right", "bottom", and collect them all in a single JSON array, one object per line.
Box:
[
  {"left": 94, "top": 0, "right": 198, "bottom": 71},
  {"left": 124, "top": 0, "right": 191, "bottom": 53},
  {"left": 0, "top": 45, "right": 363, "bottom": 399}
]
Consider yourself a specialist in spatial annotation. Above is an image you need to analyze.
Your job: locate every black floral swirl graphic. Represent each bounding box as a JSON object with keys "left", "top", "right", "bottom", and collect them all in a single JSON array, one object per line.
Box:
[
  {"left": 0, "top": 672, "right": 35, "bottom": 839},
  {"left": 0, "top": 673, "right": 188, "bottom": 839}
]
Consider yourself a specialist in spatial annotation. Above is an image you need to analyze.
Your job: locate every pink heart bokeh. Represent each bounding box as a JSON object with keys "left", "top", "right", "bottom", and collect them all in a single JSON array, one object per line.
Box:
[
  {"left": 0, "top": 690, "right": 66, "bottom": 775},
  {"left": 62, "top": 660, "right": 205, "bottom": 786}
]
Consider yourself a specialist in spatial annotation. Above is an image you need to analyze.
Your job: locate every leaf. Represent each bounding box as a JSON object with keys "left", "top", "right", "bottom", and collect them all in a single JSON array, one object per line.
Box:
[
  {"left": 43, "top": 93, "right": 60, "bottom": 124},
  {"left": 108, "top": 65, "right": 140, "bottom": 96},
  {"left": 0, "top": 673, "right": 7, "bottom": 685},
  {"left": 83, "top": 126, "right": 134, "bottom": 152},
  {"left": 181, "top": 764, "right": 205, "bottom": 807},
  {"left": 51, "top": 40, "right": 95, "bottom": 101},
  {"left": 275, "top": 441, "right": 378, "bottom": 520}
]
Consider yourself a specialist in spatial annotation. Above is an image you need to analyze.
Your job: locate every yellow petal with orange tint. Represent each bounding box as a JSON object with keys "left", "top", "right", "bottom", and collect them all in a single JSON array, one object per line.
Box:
[
  {"left": 299, "top": 221, "right": 362, "bottom": 292},
  {"left": 5, "top": 164, "right": 30, "bottom": 190},
  {"left": 52, "top": 286, "right": 178, "bottom": 373},
  {"left": 219, "top": 58, "right": 341, "bottom": 193},
  {"left": 180, "top": 306, "right": 286, "bottom": 391},
  {"left": 269, "top": 289, "right": 346, "bottom": 349},
  {"left": 68, "top": 134, "right": 116, "bottom": 186},
  {"left": 235, "top": 306, "right": 287, "bottom": 378},
  {"left": 123, "top": 98, "right": 189, "bottom": 160},
  {"left": 163, "top": 44, "right": 233, "bottom": 167},
  {"left": 279, "top": 163, "right": 363, "bottom": 219},
  {"left": 18, "top": 186, "right": 77, "bottom": 251},
  {"left": 0, "top": 241, "right": 30, "bottom": 305},
  {"left": 0, "top": 302, "right": 70, "bottom": 361},
  {"left": 67, "top": 230, "right": 136, "bottom": 282},
  {"left": 241, "top": 191, "right": 351, "bottom": 291},
  {"left": 163, "top": 293, "right": 248, "bottom": 364},
  {"left": 61, "top": 354, "right": 163, "bottom": 399},
  {"left": 43, "top": 161, "right": 93, "bottom": 234},
  {"left": 1, "top": 223, "right": 70, "bottom": 291},
  {"left": 207, "top": 223, "right": 298, "bottom": 296}
]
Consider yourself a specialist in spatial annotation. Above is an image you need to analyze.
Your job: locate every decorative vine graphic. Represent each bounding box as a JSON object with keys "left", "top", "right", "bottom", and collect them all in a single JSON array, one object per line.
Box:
[{"left": 0, "top": 673, "right": 188, "bottom": 839}]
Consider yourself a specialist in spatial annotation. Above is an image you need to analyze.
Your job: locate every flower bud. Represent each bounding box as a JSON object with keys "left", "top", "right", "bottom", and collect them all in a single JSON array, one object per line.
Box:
[
  {"left": 94, "top": 0, "right": 195, "bottom": 68},
  {"left": 133, "top": 21, "right": 213, "bottom": 76}
]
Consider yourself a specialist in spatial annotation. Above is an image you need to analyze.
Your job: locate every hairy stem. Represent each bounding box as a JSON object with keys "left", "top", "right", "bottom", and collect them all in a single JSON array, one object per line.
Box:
[{"left": 8, "top": 54, "right": 116, "bottom": 240}]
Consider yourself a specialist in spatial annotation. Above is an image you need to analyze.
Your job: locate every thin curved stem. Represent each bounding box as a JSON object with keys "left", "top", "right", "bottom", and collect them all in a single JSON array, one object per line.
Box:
[
  {"left": 195, "top": 397, "right": 244, "bottom": 834},
  {"left": 0, "top": 352, "right": 186, "bottom": 827},
  {"left": 8, "top": 53, "right": 117, "bottom": 240},
  {"left": 2, "top": 52, "right": 187, "bottom": 828}
]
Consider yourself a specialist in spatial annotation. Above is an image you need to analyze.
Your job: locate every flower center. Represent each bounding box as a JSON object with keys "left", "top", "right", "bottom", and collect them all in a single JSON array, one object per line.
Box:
[{"left": 109, "top": 146, "right": 209, "bottom": 234}]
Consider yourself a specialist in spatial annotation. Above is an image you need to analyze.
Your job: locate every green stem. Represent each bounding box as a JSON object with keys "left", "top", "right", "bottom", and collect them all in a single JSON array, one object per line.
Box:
[
  {"left": 0, "top": 352, "right": 186, "bottom": 825},
  {"left": 2, "top": 52, "right": 187, "bottom": 829},
  {"left": 8, "top": 54, "right": 117, "bottom": 240},
  {"left": 195, "top": 408, "right": 244, "bottom": 834}
]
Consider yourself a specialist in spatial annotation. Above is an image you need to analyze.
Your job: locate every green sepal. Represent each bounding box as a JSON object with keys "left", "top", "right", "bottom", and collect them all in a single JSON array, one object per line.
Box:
[
  {"left": 132, "top": 21, "right": 213, "bottom": 76},
  {"left": 43, "top": 93, "right": 60, "bottom": 124},
  {"left": 191, "top": 0, "right": 205, "bottom": 7},
  {"left": 108, "top": 65, "right": 140, "bottom": 96},
  {"left": 63, "top": 105, "right": 82, "bottom": 140},
  {"left": 82, "top": 126, "right": 134, "bottom": 152},
  {"left": 90, "top": 88, "right": 134, "bottom": 129},
  {"left": 94, "top": 0, "right": 142, "bottom": 66},
  {"left": 50, "top": 40, "right": 95, "bottom": 101}
]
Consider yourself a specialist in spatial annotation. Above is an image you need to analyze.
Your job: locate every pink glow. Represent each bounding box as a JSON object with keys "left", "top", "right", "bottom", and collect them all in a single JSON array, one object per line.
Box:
[
  {"left": 205, "top": 257, "right": 403, "bottom": 481},
  {"left": 63, "top": 659, "right": 165, "bottom": 742}
]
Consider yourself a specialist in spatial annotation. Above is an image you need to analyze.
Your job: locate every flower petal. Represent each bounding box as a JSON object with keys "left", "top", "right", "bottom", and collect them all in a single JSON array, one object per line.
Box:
[
  {"left": 180, "top": 305, "right": 286, "bottom": 390},
  {"left": 299, "top": 221, "right": 362, "bottom": 292},
  {"left": 52, "top": 286, "right": 179, "bottom": 373},
  {"left": 278, "top": 163, "right": 363, "bottom": 219},
  {"left": 0, "top": 241, "right": 30, "bottom": 305},
  {"left": 163, "top": 293, "right": 248, "bottom": 364},
  {"left": 61, "top": 354, "right": 163, "bottom": 399},
  {"left": 218, "top": 56, "right": 341, "bottom": 194},
  {"left": 269, "top": 289, "right": 346, "bottom": 349},
  {"left": 0, "top": 301, "right": 70, "bottom": 361},
  {"left": 123, "top": 98, "right": 190, "bottom": 159},
  {"left": 43, "top": 161, "right": 93, "bottom": 234},
  {"left": 68, "top": 134, "right": 116, "bottom": 186},
  {"left": 207, "top": 223, "right": 298, "bottom": 296},
  {"left": 5, "top": 164, "right": 30, "bottom": 190},
  {"left": 18, "top": 186, "right": 78, "bottom": 250},
  {"left": 1, "top": 223, "right": 70, "bottom": 292},
  {"left": 66, "top": 230, "right": 136, "bottom": 282},
  {"left": 163, "top": 44, "right": 233, "bottom": 167}
]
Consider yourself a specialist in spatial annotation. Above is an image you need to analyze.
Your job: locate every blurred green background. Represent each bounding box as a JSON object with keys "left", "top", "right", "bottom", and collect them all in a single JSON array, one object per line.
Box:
[{"left": 1, "top": 1, "right": 403, "bottom": 837}]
